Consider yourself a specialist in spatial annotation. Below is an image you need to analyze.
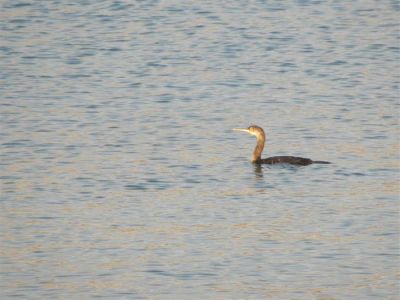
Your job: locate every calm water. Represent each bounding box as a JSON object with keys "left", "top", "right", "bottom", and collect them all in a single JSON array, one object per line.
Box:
[{"left": 1, "top": 1, "right": 399, "bottom": 299}]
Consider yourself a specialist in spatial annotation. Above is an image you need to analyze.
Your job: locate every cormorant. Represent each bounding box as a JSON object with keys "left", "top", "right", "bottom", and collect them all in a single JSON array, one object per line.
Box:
[{"left": 233, "top": 125, "right": 330, "bottom": 166}]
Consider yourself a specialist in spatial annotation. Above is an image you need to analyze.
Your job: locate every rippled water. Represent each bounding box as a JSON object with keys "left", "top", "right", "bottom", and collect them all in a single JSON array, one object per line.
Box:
[{"left": 1, "top": 1, "right": 399, "bottom": 299}]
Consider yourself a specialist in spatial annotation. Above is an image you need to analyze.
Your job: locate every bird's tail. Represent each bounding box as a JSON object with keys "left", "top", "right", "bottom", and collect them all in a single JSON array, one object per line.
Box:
[{"left": 313, "top": 160, "right": 331, "bottom": 164}]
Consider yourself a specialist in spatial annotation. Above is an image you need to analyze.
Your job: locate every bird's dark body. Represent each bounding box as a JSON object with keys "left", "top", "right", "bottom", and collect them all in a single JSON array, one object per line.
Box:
[{"left": 255, "top": 156, "right": 330, "bottom": 166}]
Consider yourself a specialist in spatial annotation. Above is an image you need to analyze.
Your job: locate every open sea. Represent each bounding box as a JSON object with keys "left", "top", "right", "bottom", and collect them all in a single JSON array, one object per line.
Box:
[{"left": 1, "top": 1, "right": 399, "bottom": 299}]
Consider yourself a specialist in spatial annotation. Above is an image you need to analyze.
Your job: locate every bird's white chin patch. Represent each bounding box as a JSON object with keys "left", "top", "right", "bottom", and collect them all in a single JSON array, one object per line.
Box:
[{"left": 249, "top": 132, "right": 258, "bottom": 137}]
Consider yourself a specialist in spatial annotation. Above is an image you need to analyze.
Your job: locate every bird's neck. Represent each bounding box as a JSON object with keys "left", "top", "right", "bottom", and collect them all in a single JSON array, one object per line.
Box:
[{"left": 252, "top": 134, "right": 265, "bottom": 163}]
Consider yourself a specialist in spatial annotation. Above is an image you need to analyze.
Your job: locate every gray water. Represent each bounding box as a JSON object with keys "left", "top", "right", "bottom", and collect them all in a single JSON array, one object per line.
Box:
[{"left": 1, "top": 1, "right": 399, "bottom": 299}]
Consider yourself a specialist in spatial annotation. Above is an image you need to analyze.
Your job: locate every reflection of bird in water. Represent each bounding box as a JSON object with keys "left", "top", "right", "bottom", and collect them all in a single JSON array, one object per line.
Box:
[{"left": 233, "top": 125, "right": 330, "bottom": 166}]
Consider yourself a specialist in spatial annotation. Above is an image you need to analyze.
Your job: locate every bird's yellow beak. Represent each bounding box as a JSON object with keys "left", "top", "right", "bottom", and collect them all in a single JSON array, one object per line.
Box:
[{"left": 232, "top": 128, "right": 250, "bottom": 133}]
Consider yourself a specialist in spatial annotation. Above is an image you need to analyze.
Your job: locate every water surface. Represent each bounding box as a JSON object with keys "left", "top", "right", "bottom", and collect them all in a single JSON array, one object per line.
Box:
[{"left": 1, "top": 1, "right": 399, "bottom": 299}]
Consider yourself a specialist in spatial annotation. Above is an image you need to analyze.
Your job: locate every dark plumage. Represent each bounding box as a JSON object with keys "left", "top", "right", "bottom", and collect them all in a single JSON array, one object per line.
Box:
[{"left": 233, "top": 125, "right": 330, "bottom": 166}]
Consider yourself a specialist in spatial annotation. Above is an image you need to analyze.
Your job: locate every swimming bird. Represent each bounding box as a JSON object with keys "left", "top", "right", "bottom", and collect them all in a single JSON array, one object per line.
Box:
[{"left": 233, "top": 125, "right": 330, "bottom": 166}]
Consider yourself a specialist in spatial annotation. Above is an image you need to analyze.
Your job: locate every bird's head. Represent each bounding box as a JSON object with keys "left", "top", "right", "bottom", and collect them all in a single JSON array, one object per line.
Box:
[{"left": 233, "top": 125, "right": 265, "bottom": 138}]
